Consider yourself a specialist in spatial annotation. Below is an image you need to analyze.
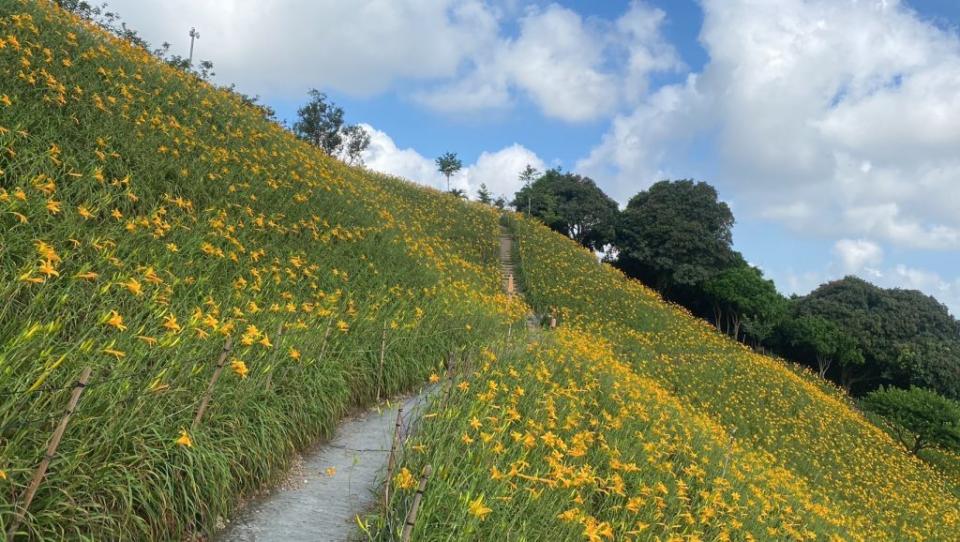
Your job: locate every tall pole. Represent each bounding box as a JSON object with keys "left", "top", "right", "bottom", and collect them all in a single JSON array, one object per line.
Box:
[{"left": 188, "top": 27, "right": 200, "bottom": 65}]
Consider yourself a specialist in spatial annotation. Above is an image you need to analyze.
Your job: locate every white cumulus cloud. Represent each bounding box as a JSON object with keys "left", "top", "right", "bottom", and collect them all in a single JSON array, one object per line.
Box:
[
  {"left": 360, "top": 124, "right": 542, "bottom": 199},
  {"left": 832, "top": 239, "right": 884, "bottom": 273},
  {"left": 416, "top": 1, "right": 681, "bottom": 122},
  {"left": 580, "top": 0, "right": 960, "bottom": 250},
  {"left": 103, "top": 0, "right": 501, "bottom": 97}
]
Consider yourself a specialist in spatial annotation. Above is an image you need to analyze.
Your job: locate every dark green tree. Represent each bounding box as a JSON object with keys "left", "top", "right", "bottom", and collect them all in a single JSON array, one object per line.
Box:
[
  {"left": 435, "top": 152, "right": 462, "bottom": 192},
  {"left": 792, "top": 276, "right": 960, "bottom": 397},
  {"left": 862, "top": 386, "right": 960, "bottom": 454},
  {"left": 702, "top": 265, "right": 786, "bottom": 345},
  {"left": 493, "top": 196, "right": 507, "bottom": 210},
  {"left": 477, "top": 183, "right": 493, "bottom": 204},
  {"left": 615, "top": 180, "right": 739, "bottom": 292},
  {"left": 294, "top": 89, "right": 345, "bottom": 154},
  {"left": 512, "top": 169, "right": 618, "bottom": 251},
  {"left": 448, "top": 188, "right": 467, "bottom": 200},
  {"left": 779, "top": 315, "right": 864, "bottom": 379}
]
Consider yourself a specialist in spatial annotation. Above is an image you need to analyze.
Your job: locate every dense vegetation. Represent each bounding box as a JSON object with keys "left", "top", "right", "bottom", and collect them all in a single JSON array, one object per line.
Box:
[
  {"left": 380, "top": 213, "right": 960, "bottom": 540},
  {"left": 4, "top": 2, "right": 959, "bottom": 541},
  {"left": 0, "top": 3, "right": 524, "bottom": 539},
  {"left": 513, "top": 168, "right": 960, "bottom": 407}
]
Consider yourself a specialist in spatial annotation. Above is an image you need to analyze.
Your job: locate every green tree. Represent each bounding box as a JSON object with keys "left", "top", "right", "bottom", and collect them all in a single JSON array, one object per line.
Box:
[
  {"left": 448, "top": 188, "right": 467, "bottom": 199},
  {"left": 615, "top": 180, "right": 739, "bottom": 292},
  {"left": 493, "top": 196, "right": 507, "bottom": 210},
  {"left": 435, "top": 152, "right": 462, "bottom": 192},
  {"left": 512, "top": 169, "right": 618, "bottom": 251},
  {"left": 702, "top": 265, "right": 786, "bottom": 345},
  {"left": 793, "top": 276, "right": 960, "bottom": 397},
  {"left": 339, "top": 124, "right": 370, "bottom": 166},
  {"left": 780, "top": 315, "right": 864, "bottom": 379},
  {"left": 477, "top": 183, "right": 493, "bottom": 204},
  {"left": 294, "top": 89, "right": 345, "bottom": 154},
  {"left": 862, "top": 386, "right": 960, "bottom": 454},
  {"left": 518, "top": 164, "right": 540, "bottom": 215}
]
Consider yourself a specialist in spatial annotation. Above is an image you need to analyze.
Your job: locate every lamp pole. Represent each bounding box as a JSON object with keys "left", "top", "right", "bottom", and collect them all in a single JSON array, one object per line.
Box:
[{"left": 188, "top": 27, "right": 200, "bottom": 65}]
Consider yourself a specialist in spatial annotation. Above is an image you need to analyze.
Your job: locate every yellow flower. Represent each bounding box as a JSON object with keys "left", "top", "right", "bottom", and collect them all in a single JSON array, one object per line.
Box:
[
  {"left": 46, "top": 200, "right": 61, "bottom": 214},
  {"left": 0, "top": 94, "right": 11, "bottom": 106},
  {"left": 74, "top": 271, "right": 98, "bottom": 281},
  {"left": 38, "top": 260, "right": 59, "bottom": 278},
  {"left": 461, "top": 433, "right": 474, "bottom": 445},
  {"left": 429, "top": 373, "right": 441, "bottom": 383},
  {"left": 336, "top": 320, "right": 349, "bottom": 332},
  {"left": 77, "top": 205, "right": 94, "bottom": 219},
  {"left": 470, "top": 417, "right": 482, "bottom": 430},
  {"left": 258, "top": 334, "right": 273, "bottom": 348},
  {"left": 325, "top": 467, "right": 336, "bottom": 477},
  {"left": 468, "top": 495, "right": 492, "bottom": 519},
  {"left": 394, "top": 467, "right": 415, "bottom": 490},
  {"left": 176, "top": 429, "right": 192, "bottom": 448},
  {"left": 231, "top": 359, "right": 249, "bottom": 379},
  {"left": 289, "top": 348, "right": 301, "bottom": 361},
  {"left": 123, "top": 278, "right": 143, "bottom": 296},
  {"left": 162, "top": 314, "right": 181, "bottom": 333},
  {"left": 105, "top": 310, "right": 127, "bottom": 331}
]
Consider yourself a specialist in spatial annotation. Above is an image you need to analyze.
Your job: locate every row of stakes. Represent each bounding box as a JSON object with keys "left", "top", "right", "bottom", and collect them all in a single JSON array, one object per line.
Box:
[{"left": 5, "top": 299, "right": 543, "bottom": 539}]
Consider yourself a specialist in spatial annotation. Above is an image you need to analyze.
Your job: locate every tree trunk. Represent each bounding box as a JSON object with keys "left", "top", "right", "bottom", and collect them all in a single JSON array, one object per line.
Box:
[
  {"left": 816, "top": 355, "right": 832, "bottom": 378},
  {"left": 731, "top": 313, "right": 741, "bottom": 342}
]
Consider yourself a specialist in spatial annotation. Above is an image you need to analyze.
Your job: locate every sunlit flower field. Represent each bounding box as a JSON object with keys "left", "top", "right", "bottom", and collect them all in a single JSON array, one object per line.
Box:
[
  {"left": 380, "top": 215, "right": 959, "bottom": 541},
  {"left": 0, "top": 2, "right": 525, "bottom": 539}
]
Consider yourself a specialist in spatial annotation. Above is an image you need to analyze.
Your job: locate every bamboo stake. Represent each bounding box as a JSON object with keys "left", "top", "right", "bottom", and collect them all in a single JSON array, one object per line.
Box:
[
  {"left": 401, "top": 464, "right": 433, "bottom": 542},
  {"left": 384, "top": 406, "right": 404, "bottom": 508},
  {"left": 377, "top": 325, "right": 387, "bottom": 402},
  {"left": 264, "top": 323, "right": 283, "bottom": 392},
  {"left": 7, "top": 366, "right": 92, "bottom": 540},
  {"left": 192, "top": 336, "right": 233, "bottom": 429}
]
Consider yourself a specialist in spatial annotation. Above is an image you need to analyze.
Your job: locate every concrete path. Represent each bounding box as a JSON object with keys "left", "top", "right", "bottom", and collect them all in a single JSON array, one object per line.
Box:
[{"left": 215, "top": 391, "right": 430, "bottom": 542}]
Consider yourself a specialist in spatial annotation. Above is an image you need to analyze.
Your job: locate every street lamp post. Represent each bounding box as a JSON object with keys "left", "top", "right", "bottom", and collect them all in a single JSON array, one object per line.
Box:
[{"left": 188, "top": 27, "right": 200, "bottom": 65}]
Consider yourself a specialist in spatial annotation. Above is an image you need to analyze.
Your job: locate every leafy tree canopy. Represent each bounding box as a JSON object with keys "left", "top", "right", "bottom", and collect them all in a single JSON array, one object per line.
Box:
[
  {"left": 615, "top": 180, "right": 740, "bottom": 290},
  {"left": 862, "top": 386, "right": 960, "bottom": 454},
  {"left": 793, "top": 276, "right": 960, "bottom": 398},
  {"left": 702, "top": 264, "right": 787, "bottom": 344},
  {"left": 512, "top": 168, "right": 619, "bottom": 251}
]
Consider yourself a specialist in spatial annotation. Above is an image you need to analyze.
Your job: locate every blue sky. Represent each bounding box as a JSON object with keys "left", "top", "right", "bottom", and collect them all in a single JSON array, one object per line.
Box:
[{"left": 110, "top": 0, "right": 960, "bottom": 314}]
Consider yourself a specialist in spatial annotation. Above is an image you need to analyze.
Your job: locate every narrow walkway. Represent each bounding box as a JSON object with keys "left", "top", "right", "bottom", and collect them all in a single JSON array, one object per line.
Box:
[
  {"left": 215, "top": 392, "right": 430, "bottom": 542},
  {"left": 216, "top": 225, "right": 526, "bottom": 542},
  {"left": 499, "top": 223, "right": 540, "bottom": 330}
]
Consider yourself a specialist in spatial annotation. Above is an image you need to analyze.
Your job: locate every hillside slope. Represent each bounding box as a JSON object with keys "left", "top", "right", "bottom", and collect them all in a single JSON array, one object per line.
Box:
[
  {"left": 510, "top": 215, "right": 960, "bottom": 540},
  {"left": 0, "top": 3, "right": 523, "bottom": 539},
  {"left": 377, "top": 217, "right": 958, "bottom": 542}
]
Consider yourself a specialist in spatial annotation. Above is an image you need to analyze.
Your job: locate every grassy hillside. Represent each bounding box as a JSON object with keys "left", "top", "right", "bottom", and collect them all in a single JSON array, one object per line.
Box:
[
  {"left": 3, "top": 2, "right": 958, "bottom": 541},
  {"left": 0, "top": 3, "right": 524, "bottom": 539},
  {"left": 379, "top": 214, "right": 959, "bottom": 541}
]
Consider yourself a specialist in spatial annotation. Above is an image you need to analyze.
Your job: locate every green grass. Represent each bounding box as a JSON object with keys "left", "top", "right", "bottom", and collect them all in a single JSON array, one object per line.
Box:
[{"left": 0, "top": 3, "right": 523, "bottom": 539}]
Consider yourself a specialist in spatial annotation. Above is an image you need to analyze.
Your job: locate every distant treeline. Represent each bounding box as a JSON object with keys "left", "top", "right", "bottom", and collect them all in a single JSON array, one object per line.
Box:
[{"left": 501, "top": 168, "right": 960, "bottom": 405}]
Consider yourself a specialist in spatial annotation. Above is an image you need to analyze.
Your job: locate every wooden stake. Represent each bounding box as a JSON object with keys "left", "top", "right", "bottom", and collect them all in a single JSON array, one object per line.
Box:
[
  {"left": 7, "top": 366, "right": 92, "bottom": 540},
  {"left": 401, "top": 464, "right": 432, "bottom": 542},
  {"left": 264, "top": 323, "right": 283, "bottom": 392},
  {"left": 192, "top": 336, "right": 234, "bottom": 429},
  {"left": 384, "top": 406, "right": 404, "bottom": 508},
  {"left": 377, "top": 325, "right": 387, "bottom": 402}
]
